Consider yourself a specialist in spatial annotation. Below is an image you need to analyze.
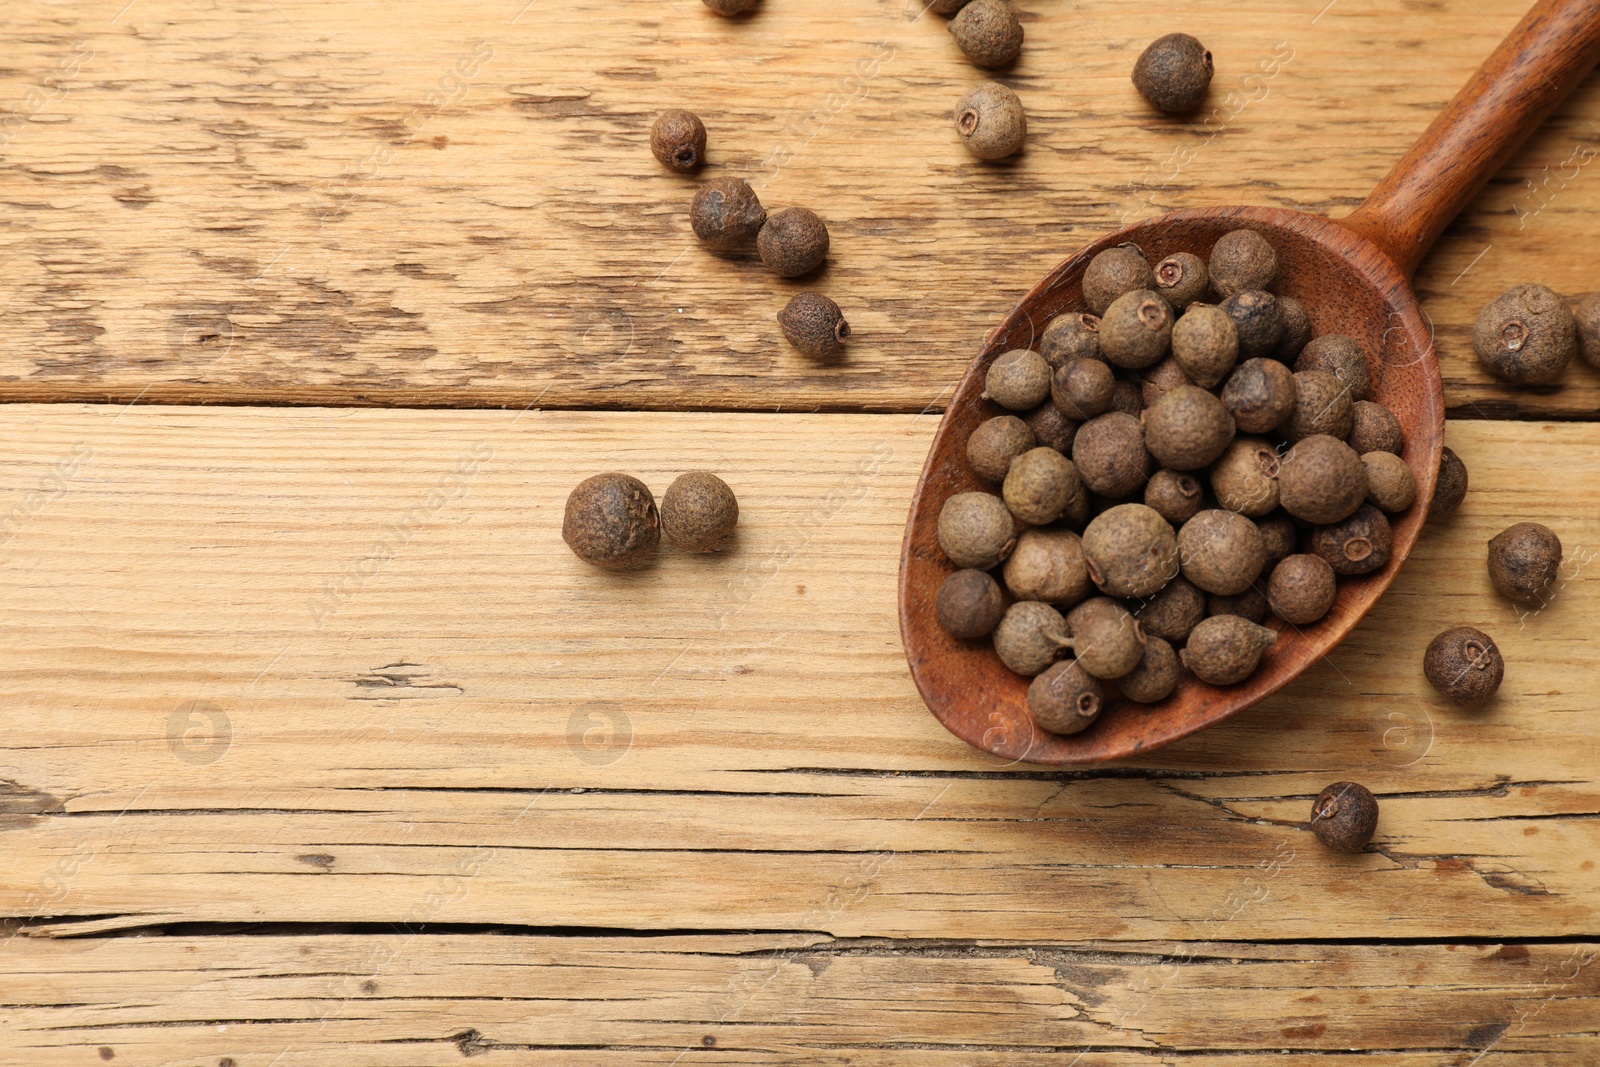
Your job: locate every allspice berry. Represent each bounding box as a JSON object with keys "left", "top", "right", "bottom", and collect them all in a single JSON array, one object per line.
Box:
[
  {"left": 1082, "top": 503, "right": 1178, "bottom": 598},
  {"left": 1003, "top": 447, "right": 1081, "bottom": 526},
  {"left": 1181, "top": 614, "right": 1277, "bottom": 685},
  {"left": 1309, "top": 504, "right": 1392, "bottom": 576},
  {"left": 1028, "top": 660, "right": 1105, "bottom": 734},
  {"left": 1131, "top": 32, "right": 1213, "bottom": 114},
  {"left": 994, "top": 601, "right": 1071, "bottom": 676},
  {"left": 1065, "top": 597, "right": 1147, "bottom": 680},
  {"left": 1177, "top": 509, "right": 1266, "bottom": 595},
  {"left": 1004, "top": 528, "right": 1091, "bottom": 606},
  {"left": 1210, "top": 436, "right": 1281, "bottom": 517},
  {"left": 1256, "top": 513, "right": 1300, "bottom": 570},
  {"left": 1135, "top": 575, "right": 1205, "bottom": 644},
  {"left": 1278, "top": 434, "right": 1367, "bottom": 524},
  {"left": 1072, "top": 412, "right": 1150, "bottom": 498},
  {"left": 930, "top": 0, "right": 975, "bottom": 12},
  {"left": 1118, "top": 636, "right": 1181, "bottom": 703},
  {"left": 1349, "top": 400, "right": 1404, "bottom": 455},
  {"left": 1573, "top": 291, "right": 1600, "bottom": 368},
  {"left": 1221, "top": 357, "right": 1296, "bottom": 434},
  {"left": 1083, "top": 245, "right": 1154, "bottom": 316},
  {"left": 691, "top": 178, "right": 767, "bottom": 252},
  {"left": 757, "top": 207, "right": 829, "bottom": 277},
  {"left": 968, "top": 415, "right": 1037, "bottom": 483},
  {"left": 651, "top": 109, "right": 707, "bottom": 172},
  {"left": 985, "top": 348, "right": 1052, "bottom": 410},
  {"left": 703, "top": 0, "right": 759, "bottom": 13},
  {"left": 1223, "top": 290, "right": 1286, "bottom": 360},
  {"left": 1423, "top": 625, "right": 1504, "bottom": 706},
  {"left": 1281, "top": 370, "right": 1354, "bottom": 443},
  {"left": 1209, "top": 230, "right": 1278, "bottom": 297},
  {"left": 1268, "top": 553, "right": 1336, "bottom": 625},
  {"left": 1430, "top": 446, "right": 1468, "bottom": 521},
  {"left": 1142, "top": 384, "right": 1235, "bottom": 470},
  {"left": 948, "top": 0, "right": 1023, "bottom": 68},
  {"left": 955, "top": 81, "right": 1027, "bottom": 160},
  {"left": 1361, "top": 451, "right": 1416, "bottom": 513},
  {"left": 1296, "top": 334, "right": 1372, "bottom": 401},
  {"left": 1101, "top": 289, "right": 1175, "bottom": 369},
  {"left": 1040, "top": 312, "right": 1103, "bottom": 367},
  {"left": 937, "top": 568, "right": 1007, "bottom": 639},
  {"left": 1026, "top": 403, "right": 1078, "bottom": 453},
  {"left": 1208, "top": 586, "right": 1269, "bottom": 625},
  {"left": 563, "top": 472, "right": 661, "bottom": 569},
  {"left": 1139, "top": 357, "right": 1190, "bottom": 408},
  {"left": 1109, "top": 379, "right": 1144, "bottom": 417},
  {"left": 1052, "top": 357, "right": 1115, "bottom": 420},
  {"left": 1274, "top": 296, "right": 1313, "bottom": 362},
  {"left": 1311, "top": 782, "right": 1379, "bottom": 853},
  {"left": 778, "top": 293, "right": 850, "bottom": 358},
  {"left": 1473, "top": 283, "right": 1576, "bottom": 384},
  {"left": 1145, "top": 468, "right": 1205, "bottom": 526},
  {"left": 1154, "top": 252, "right": 1209, "bottom": 310},
  {"left": 938, "top": 491, "right": 1017, "bottom": 569},
  {"left": 661, "top": 471, "right": 739, "bottom": 551},
  {"left": 1170, "top": 303, "right": 1239, "bottom": 388},
  {"left": 1487, "top": 522, "right": 1562, "bottom": 606}
]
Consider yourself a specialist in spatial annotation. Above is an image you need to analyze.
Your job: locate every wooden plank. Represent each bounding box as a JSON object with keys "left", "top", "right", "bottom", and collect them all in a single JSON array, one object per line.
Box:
[
  {"left": 0, "top": 1, "right": 1597, "bottom": 414},
  {"left": 0, "top": 407, "right": 1595, "bottom": 942},
  {"left": 2, "top": 934, "right": 1596, "bottom": 1063}
]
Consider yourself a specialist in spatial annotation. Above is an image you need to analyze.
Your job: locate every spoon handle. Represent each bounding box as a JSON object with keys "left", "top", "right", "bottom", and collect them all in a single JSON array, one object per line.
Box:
[{"left": 1338, "top": 0, "right": 1600, "bottom": 277}]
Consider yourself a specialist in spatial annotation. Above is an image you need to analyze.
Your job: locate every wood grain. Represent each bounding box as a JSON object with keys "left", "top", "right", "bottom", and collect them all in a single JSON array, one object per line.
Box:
[
  {"left": 3, "top": 934, "right": 1597, "bottom": 1063},
  {"left": 0, "top": 408, "right": 1595, "bottom": 942},
  {"left": 1, "top": 0, "right": 1599, "bottom": 415}
]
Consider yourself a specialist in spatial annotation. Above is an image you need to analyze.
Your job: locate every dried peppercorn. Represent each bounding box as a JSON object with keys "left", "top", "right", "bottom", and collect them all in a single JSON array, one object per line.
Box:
[
  {"left": 1132, "top": 33, "right": 1213, "bottom": 114},
  {"left": 1310, "top": 782, "right": 1379, "bottom": 853},
  {"left": 651, "top": 109, "right": 707, "bottom": 171},
  {"left": 955, "top": 81, "right": 1027, "bottom": 159},
  {"left": 757, "top": 207, "right": 829, "bottom": 277}
]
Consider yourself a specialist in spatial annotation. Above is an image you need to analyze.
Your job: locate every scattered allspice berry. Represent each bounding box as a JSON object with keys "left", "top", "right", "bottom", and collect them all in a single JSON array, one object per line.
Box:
[
  {"left": 968, "top": 415, "right": 1037, "bottom": 483},
  {"left": 1309, "top": 504, "right": 1392, "bottom": 576},
  {"left": 955, "top": 81, "right": 1027, "bottom": 160},
  {"left": 1065, "top": 597, "right": 1147, "bottom": 680},
  {"left": 757, "top": 207, "right": 829, "bottom": 277},
  {"left": 1210, "top": 436, "right": 1281, "bottom": 517},
  {"left": 1348, "top": 400, "right": 1404, "bottom": 455},
  {"left": 1154, "top": 252, "right": 1209, "bottom": 310},
  {"left": 1278, "top": 434, "right": 1367, "bottom": 525},
  {"left": 1573, "top": 292, "right": 1600, "bottom": 368},
  {"left": 1101, "top": 289, "right": 1175, "bottom": 369},
  {"left": 1473, "top": 283, "right": 1576, "bottom": 384},
  {"left": 1423, "top": 625, "right": 1504, "bottom": 706},
  {"left": 1281, "top": 369, "right": 1354, "bottom": 443},
  {"left": 1209, "top": 229, "right": 1278, "bottom": 297},
  {"left": 1118, "top": 636, "right": 1182, "bottom": 703},
  {"left": 1310, "top": 782, "right": 1379, "bottom": 853},
  {"left": 1296, "top": 334, "right": 1372, "bottom": 401},
  {"left": 937, "top": 568, "right": 1007, "bottom": 639},
  {"left": 1223, "top": 289, "right": 1286, "bottom": 360},
  {"left": 1003, "top": 446, "right": 1081, "bottom": 526},
  {"left": 1135, "top": 575, "right": 1206, "bottom": 644},
  {"left": 661, "top": 471, "right": 739, "bottom": 551},
  {"left": 1430, "top": 446, "right": 1469, "bottom": 521},
  {"left": 949, "top": 0, "right": 1024, "bottom": 69},
  {"left": 1170, "top": 303, "right": 1239, "bottom": 388},
  {"left": 1053, "top": 357, "right": 1116, "bottom": 420},
  {"left": 690, "top": 178, "right": 766, "bottom": 252},
  {"left": 651, "top": 109, "right": 707, "bottom": 172},
  {"left": 1026, "top": 403, "right": 1078, "bottom": 453},
  {"left": 1072, "top": 411, "right": 1150, "bottom": 498},
  {"left": 1082, "top": 503, "right": 1178, "bottom": 598},
  {"left": 1142, "top": 384, "right": 1235, "bottom": 470},
  {"left": 1361, "top": 451, "right": 1416, "bottom": 513},
  {"left": 938, "top": 491, "right": 1018, "bottom": 569},
  {"left": 1004, "top": 528, "right": 1091, "bottom": 605},
  {"left": 777, "top": 293, "right": 850, "bottom": 358},
  {"left": 1487, "top": 522, "right": 1562, "bottom": 606},
  {"left": 1177, "top": 509, "right": 1266, "bottom": 596},
  {"left": 1274, "top": 296, "right": 1313, "bottom": 362},
  {"left": 1083, "top": 245, "right": 1154, "bottom": 316},
  {"left": 702, "top": 0, "right": 759, "bottom": 12},
  {"left": 1268, "top": 553, "right": 1337, "bottom": 625},
  {"left": 1132, "top": 33, "right": 1213, "bottom": 114},
  {"left": 1255, "top": 513, "right": 1300, "bottom": 571},
  {"left": 1221, "top": 357, "right": 1297, "bottom": 434},
  {"left": 1144, "top": 468, "right": 1205, "bottom": 526},
  {"left": 1040, "top": 312, "right": 1102, "bottom": 367},
  {"left": 994, "top": 601, "right": 1071, "bottom": 676},
  {"left": 1181, "top": 614, "right": 1277, "bottom": 685},
  {"left": 1139, "top": 356, "right": 1190, "bottom": 408},
  {"left": 1028, "top": 660, "right": 1104, "bottom": 734},
  {"left": 985, "top": 348, "right": 1052, "bottom": 410},
  {"left": 563, "top": 472, "right": 661, "bottom": 569}
]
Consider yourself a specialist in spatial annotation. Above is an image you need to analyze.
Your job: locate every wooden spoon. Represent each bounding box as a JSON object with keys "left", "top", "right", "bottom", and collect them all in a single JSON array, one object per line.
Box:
[{"left": 900, "top": 0, "right": 1600, "bottom": 765}]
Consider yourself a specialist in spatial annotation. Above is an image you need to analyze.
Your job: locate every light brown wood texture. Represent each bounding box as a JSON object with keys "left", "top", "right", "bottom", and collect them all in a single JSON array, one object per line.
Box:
[
  {"left": 4, "top": 934, "right": 1597, "bottom": 1063},
  {"left": 1, "top": 0, "right": 1599, "bottom": 415},
  {"left": 0, "top": 409, "right": 1595, "bottom": 948}
]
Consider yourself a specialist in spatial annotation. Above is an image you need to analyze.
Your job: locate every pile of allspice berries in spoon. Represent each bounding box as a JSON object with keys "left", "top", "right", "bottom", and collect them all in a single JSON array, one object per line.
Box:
[{"left": 934, "top": 229, "right": 1418, "bottom": 738}]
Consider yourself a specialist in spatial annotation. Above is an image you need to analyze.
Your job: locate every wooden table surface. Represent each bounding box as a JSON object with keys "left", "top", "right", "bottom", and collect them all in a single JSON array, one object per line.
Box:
[{"left": 1, "top": 1, "right": 1597, "bottom": 1063}]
